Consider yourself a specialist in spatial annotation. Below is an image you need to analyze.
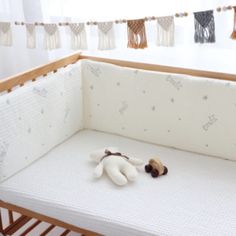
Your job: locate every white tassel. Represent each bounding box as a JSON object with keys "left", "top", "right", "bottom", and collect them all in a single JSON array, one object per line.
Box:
[
  {"left": 69, "top": 23, "right": 87, "bottom": 50},
  {"left": 43, "top": 23, "right": 60, "bottom": 50},
  {"left": 97, "top": 22, "right": 115, "bottom": 50},
  {"left": 156, "top": 16, "right": 174, "bottom": 47},
  {"left": 25, "top": 23, "right": 36, "bottom": 49},
  {"left": 0, "top": 22, "right": 12, "bottom": 46}
]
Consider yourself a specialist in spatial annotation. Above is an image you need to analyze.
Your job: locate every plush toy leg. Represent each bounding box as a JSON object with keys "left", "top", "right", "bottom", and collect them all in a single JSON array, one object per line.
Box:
[
  {"left": 121, "top": 163, "right": 138, "bottom": 182},
  {"left": 106, "top": 167, "right": 128, "bottom": 186}
]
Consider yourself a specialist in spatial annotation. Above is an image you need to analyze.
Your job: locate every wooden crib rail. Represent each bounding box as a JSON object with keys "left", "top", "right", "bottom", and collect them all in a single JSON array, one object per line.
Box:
[
  {"left": 1, "top": 53, "right": 236, "bottom": 93},
  {"left": 80, "top": 55, "right": 236, "bottom": 82},
  {"left": 0, "top": 52, "right": 81, "bottom": 93},
  {"left": 0, "top": 200, "right": 101, "bottom": 236}
]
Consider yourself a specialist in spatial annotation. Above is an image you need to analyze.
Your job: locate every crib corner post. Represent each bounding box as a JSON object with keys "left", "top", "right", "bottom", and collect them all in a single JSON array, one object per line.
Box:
[{"left": 0, "top": 209, "right": 3, "bottom": 234}]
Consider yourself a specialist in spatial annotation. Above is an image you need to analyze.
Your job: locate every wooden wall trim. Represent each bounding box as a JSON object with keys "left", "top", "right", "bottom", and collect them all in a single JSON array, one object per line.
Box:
[{"left": 1, "top": 53, "right": 236, "bottom": 93}]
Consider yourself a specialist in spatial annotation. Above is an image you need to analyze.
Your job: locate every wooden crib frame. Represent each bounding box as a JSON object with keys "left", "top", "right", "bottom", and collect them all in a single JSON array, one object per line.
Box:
[{"left": 0, "top": 52, "right": 236, "bottom": 235}]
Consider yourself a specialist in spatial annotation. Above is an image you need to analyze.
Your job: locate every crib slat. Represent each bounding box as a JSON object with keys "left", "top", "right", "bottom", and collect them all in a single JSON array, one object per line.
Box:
[
  {"left": 60, "top": 229, "right": 71, "bottom": 236},
  {"left": 3, "top": 215, "right": 31, "bottom": 235},
  {"left": 19, "top": 220, "right": 41, "bottom": 236},
  {"left": 0, "top": 209, "right": 3, "bottom": 232},
  {"left": 40, "top": 224, "right": 55, "bottom": 236},
  {"left": 8, "top": 210, "right": 14, "bottom": 224}
]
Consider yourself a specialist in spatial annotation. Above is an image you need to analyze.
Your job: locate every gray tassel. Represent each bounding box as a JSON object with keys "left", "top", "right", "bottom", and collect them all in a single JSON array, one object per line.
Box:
[{"left": 194, "top": 10, "right": 215, "bottom": 43}]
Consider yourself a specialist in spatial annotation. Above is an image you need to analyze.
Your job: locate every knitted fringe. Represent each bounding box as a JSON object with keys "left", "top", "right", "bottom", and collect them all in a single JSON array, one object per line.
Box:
[
  {"left": 44, "top": 24, "right": 60, "bottom": 50},
  {"left": 230, "top": 6, "right": 236, "bottom": 40},
  {"left": 98, "top": 22, "right": 115, "bottom": 50},
  {"left": 156, "top": 16, "right": 174, "bottom": 47},
  {"left": 127, "top": 19, "right": 147, "bottom": 49},
  {"left": 69, "top": 23, "right": 87, "bottom": 50},
  {"left": 0, "top": 22, "right": 12, "bottom": 46},
  {"left": 25, "top": 23, "right": 36, "bottom": 49},
  {"left": 194, "top": 10, "right": 215, "bottom": 43}
]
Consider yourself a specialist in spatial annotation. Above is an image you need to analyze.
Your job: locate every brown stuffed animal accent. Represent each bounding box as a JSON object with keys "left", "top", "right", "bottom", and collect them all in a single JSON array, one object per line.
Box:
[{"left": 145, "top": 158, "right": 168, "bottom": 178}]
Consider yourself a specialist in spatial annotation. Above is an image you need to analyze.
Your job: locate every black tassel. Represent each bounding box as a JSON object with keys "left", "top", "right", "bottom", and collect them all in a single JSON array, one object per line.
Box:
[{"left": 194, "top": 10, "right": 215, "bottom": 43}]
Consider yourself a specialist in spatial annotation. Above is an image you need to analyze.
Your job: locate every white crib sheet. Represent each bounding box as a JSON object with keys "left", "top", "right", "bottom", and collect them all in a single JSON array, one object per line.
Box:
[{"left": 0, "top": 130, "right": 236, "bottom": 236}]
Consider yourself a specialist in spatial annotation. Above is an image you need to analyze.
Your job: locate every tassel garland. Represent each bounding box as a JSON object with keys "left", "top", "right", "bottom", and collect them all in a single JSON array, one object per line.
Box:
[
  {"left": 2, "top": 5, "right": 235, "bottom": 49},
  {"left": 156, "top": 16, "right": 174, "bottom": 46},
  {"left": 194, "top": 10, "right": 215, "bottom": 43},
  {"left": 0, "top": 22, "right": 12, "bottom": 46},
  {"left": 25, "top": 23, "right": 36, "bottom": 49},
  {"left": 230, "top": 6, "right": 236, "bottom": 39},
  {"left": 43, "top": 23, "right": 60, "bottom": 50},
  {"left": 69, "top": 23, "right": 87, "bottom": 50},
  {"left": 97, "top": 22, "right": 115, "bottom": 50},
  {"left": 127, "top": 19, "right": 147, "bottom": 49}
]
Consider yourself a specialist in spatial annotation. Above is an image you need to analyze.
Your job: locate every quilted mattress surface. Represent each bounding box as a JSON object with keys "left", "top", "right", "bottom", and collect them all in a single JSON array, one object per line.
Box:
[{"left": 0, "top": 130, "right": 236, "bottom": 236}]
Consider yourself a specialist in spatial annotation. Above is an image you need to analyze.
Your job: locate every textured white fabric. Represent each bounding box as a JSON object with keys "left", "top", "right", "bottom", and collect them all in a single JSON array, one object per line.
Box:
[
  {"left": 82, "top": 60, "right": 236, "bottom": 161},
  {"left": 43, "top": 24, "right": 60, "bottom": 50},
  {"left": 0, "top": 22, "right": 12, "bottom": 46},
  {"left": 0, "top": 130, "right": 236, "bottom": 236},
  {"left": 0, "top": 63, "right": 83, "bottom": 182},
  {"left": 156, "top": 16, "right": 174, "bottom": 47}
]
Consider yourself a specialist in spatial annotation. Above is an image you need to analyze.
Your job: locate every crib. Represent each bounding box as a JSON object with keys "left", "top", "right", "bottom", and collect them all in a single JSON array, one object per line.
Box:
[{"left": 0, "top": 53, "right": 236, "bottom": 236}]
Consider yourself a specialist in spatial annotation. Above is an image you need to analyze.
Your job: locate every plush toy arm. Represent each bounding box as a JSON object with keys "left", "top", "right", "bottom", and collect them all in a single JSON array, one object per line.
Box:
[
  {"left": 93, "top": 162, "right": 104, "bottom": 178},
  {"left": 128, "top": 157, "right": 144, "bottom": 166}
]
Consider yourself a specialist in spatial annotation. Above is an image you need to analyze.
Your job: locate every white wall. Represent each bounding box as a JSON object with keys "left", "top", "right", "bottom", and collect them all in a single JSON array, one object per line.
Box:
[
  {"left": 0, "top": 0, "right": 48, "bottom": 79},
  {"left": 0, "top": 0, "right": 30, "bottom": 78},
  {"left": 0, "top": 0, "right": 235, "bottom": 79}
]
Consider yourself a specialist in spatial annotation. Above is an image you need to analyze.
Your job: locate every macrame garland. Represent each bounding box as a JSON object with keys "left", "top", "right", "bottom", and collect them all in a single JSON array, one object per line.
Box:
[
  {"left": 127, "top": 19, "right": 147, "bottom": 49},
  {"left": 69, "top": 23, "right": 87, "bottom": 50},
  {"left": 230, "top": 6, "right": 236, "bottom": 39},
  {"left": 156, "top": 16, "right": 174, "bottom": 46},
  {"left": 194, "top": 10, "right": 215, "bottom": 43},
  {"left": 25, "top": 23, "right": 36, "bottom": 49},
  {"left": 43, "top": 23, "right": 60, "bottom": 50},
  {"left": 97, "top": 21, "right": 115, "bottom": 50},
  {"left": 0, "top": 22, "right": 12, "bottom": 46}
]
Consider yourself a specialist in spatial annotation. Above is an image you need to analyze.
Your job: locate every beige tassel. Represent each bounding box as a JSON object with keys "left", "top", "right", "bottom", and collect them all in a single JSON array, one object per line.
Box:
[
  {"left": 25, "top": 23, "right": 36, "bottom": 49},
  {"left": 97, "top": 22, "right": 115, "bottom": 50},
  {"left": 230, "top": 6, "right": 236, "bottom": 39},
  {"left": 0, "top": 22, "right": 12, "bottom": 46},
  {"left": 44, "top": 23, "right": 60, "bottom": 50},
  {"left": 156, "top": 16, "right": 174, "bottom": 46},
  {"left": 127, "top": 19, "right": 147, "bottom": 49},
  {"left": 69, "top": 23, "right": 87, "bottom": 50}
]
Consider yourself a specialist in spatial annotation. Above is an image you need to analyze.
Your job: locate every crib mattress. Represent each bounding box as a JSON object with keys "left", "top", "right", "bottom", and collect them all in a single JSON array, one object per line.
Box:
[{"left": 0, "top": 130, "right": 236, "bottom": 236}]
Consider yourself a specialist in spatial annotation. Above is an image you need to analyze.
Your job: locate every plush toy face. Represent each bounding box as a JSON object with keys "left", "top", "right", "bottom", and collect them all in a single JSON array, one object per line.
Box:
[{"left": 90, "top": 147, "right": 143, "bottom": 186}]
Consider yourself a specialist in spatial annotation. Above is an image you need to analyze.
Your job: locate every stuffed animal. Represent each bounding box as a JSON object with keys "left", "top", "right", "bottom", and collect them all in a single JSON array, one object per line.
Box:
[
  {"left": 90, "top": 147, "right": 143, "bottom": 186},
  {"left": 145, "top": 158, "right": 168, "bottom": 178}
]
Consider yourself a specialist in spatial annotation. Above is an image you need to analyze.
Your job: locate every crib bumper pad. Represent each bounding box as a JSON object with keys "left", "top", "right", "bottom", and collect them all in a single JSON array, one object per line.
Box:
[
  {"left": 82, "top": 60, "right": 236, "bottom": 161},
  {"left": 0, "top": 62, "right": 83, "bottom": 182},
  {"left": 1, "top": 59, "right": 236, "bottom": 183}
]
